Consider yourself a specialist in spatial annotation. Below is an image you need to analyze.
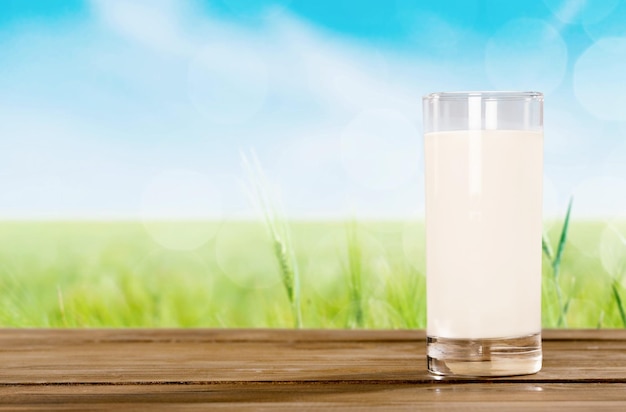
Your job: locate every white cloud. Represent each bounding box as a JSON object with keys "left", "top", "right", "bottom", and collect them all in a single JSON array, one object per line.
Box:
[
  {"left": 90, "top": 0, "right": 195, "bottom": 55},
  {"left": 83, "top": 0, "right": 432, "bottom": 218},
  {"left": 88, "top": 0, "right": 426, "bottom": 127}
]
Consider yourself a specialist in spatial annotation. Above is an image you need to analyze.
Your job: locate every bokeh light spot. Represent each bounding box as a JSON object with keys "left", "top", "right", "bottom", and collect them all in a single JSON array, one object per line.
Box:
[
  {"left": 341, "top": 109, "right": 420, "bottom": 191},
  {"left": 584, "top": 0, "right": 626, "bottom": 40},
  {"left": 215, "top": 222, "right": 281, "bottom": 289},
  {"left": 141, "top": 169, "right": 222, "bottom": 250},
  {"left": 543, "top": 0, "right": 619, "bottom": 25},
  {"left": 402, "top": 217, "right": 426, "bottom": 274},
  {"left": 543, "top": 174, "right": 560, "bottom": 223},
  {"left": 188, "top": 43, "right": 269, "bottom": 124},
  {"left": 571, "top": 176, "right": 626, "bottom": 219},
  {"left": 600, "top": 222, "right": 626, "bottom": 282},
  {"left": 485, "top": 19, "right": 567, "bottom": 94},
  {"left": 304, "top": 228, "right": 388, "bottom": 303},
  {"left": 274, "top": 135, "right": 346, "bottom": 217},
  {"left": 574, "top": 38, "right": 626, "bottom": 121}
]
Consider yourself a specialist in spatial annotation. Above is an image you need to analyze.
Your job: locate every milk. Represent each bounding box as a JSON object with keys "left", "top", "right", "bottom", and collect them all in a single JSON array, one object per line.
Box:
[{"left": 425, "top": 130, "right": 543, "bottom": 339}]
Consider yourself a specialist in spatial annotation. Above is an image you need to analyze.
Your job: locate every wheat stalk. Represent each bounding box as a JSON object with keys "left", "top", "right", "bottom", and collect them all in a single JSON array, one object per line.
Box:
[
  {"left": 346, "top": 219, "right": 364, "bottom": 328},
  {"left": 241, "top": 150, "right": 302, "bottom": 328},
  {"left": 542, "top": 196, "right": 573, "bottom": 327}
]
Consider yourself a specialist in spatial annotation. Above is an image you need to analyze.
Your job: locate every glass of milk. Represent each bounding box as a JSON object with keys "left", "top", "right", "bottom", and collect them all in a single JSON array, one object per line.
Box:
[{"left": 423, "top": 91, "right": 543, "bottom": 376}]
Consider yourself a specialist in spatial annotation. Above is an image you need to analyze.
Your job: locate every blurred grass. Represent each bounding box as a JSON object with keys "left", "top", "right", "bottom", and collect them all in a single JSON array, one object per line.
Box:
[{"left": 0, "top": 220, "right": 624, "bottom": 328}]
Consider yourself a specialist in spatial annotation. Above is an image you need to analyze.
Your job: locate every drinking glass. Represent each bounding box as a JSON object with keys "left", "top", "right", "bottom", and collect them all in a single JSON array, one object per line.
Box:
[{"left": 423, "top": 91, "right": 543, "bottom": 376}]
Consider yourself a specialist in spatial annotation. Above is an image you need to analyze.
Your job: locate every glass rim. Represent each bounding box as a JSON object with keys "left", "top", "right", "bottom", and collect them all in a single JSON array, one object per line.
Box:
[{"left": 423, "top": 91, "right": 543, "bottom": 102}]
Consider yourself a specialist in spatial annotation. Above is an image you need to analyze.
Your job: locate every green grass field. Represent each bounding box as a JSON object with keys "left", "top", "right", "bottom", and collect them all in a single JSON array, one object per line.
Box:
[{"left": 0, "top": 220, "right": 624, "bottom": 328}]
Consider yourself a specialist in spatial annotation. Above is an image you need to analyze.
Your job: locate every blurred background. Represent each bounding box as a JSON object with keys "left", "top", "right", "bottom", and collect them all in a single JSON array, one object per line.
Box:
[
  {"left": 2, "top": 0, "right": 626, "bottom": 220},
  {"left": 1, "top": 0, "right": 625, "bottom": 328}
]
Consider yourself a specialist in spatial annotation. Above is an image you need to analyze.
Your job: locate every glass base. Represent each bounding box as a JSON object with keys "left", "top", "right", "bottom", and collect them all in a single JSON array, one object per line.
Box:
[{"left": 427, "top": 332, "right": 542, "bottom": 377}]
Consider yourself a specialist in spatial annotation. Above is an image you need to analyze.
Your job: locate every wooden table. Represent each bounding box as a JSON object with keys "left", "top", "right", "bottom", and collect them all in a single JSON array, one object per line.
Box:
[{"left": 1, "top": 329, "right": 625, "bottom": 410}]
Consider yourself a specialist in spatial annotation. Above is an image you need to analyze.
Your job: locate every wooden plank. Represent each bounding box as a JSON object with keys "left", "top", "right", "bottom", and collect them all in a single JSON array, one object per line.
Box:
[
  {"left": 2, "top": 328, "right": 625, "bottom": 347},
  {"left": 0, "top": 328, "right": 424, "bottom": 346},
  {"left": 2, "top": 328, "right": 625, "bottom": 345},
  {"left": 1, "top": 383, "right": 626, "bottom": 411},
  {"left": 1, "top": 329, "right": 626, "bottom": 385}
]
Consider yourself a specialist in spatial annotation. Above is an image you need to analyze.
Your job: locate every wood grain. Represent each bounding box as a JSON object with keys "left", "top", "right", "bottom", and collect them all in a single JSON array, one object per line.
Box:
[
  {"left": 1, "top": 329, "right": 626, "bottom": 410},
  {"left": 1, "top": 383, "right": 626, "bottom": 411}
]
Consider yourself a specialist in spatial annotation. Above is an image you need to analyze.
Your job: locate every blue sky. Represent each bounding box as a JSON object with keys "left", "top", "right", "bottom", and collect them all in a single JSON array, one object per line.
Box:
[{"left": 1, "top": 0, "right": 626, "bottom": 220}]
